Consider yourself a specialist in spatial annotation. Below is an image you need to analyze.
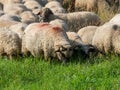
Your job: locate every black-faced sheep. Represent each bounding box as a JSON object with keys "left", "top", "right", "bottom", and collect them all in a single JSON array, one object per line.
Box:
[
  {"left": 38, "top": 8, "right": 101, "bottom": 32},
  {"left": 66, "top": 31, "right": 98, "bottom": 57}
]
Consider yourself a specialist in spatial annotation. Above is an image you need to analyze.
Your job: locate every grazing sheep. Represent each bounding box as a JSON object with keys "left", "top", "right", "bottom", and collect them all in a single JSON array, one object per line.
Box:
[
  {"left": 38, "top": 8, "right": 101, "bottom": 32},
  {"left": 0, "top": 27, "right": 21, "bottom": 59},
  {"left": 75, "top": 0, "right": 97, "bottom": 12},
  {"left": 0, "top": 10, "right": 4, "bottom": 16},
  {"left": 4, "top": 3, "right": 28, "bottom": 15},
  {"left": 77, "top": 26, "right": 98, "bottom": 44},
  {"left": 0, "top": 20, "right": 19, "bottom": 28},
  {"left": 92, "top": 22, "right": 120, "bottom": 54},
  {"left": 66, "top": 31, "right": 98, "bottom": 57},
  {"left": 49, "top": 19, "right": 68, "bottom": 32},
  {"left": 9, "top": 23, "right": 28, "bottom": 39},
  {"left": 22, "top": 23, "right": 73, "bottom": 62},
  {"left": 0, "top": 0, "right": 22, "bottom": 5},
  {"left": 20, "top": 11, "right": 39, "bottom": 24},
  {"left": 0, "top": 3, "right": 3, "bottom": 10},
  {"left": 45, "top": 0, "right": 65, "bottom": 13},
  {"left": 0, "top": 14, "right": 21, "bottom": 22},
  {"left": 24, "top": 0, "right": 42, "bottom": 11},
  {"left": 109, "top": 14, "right": 120, "bottom": 25}
]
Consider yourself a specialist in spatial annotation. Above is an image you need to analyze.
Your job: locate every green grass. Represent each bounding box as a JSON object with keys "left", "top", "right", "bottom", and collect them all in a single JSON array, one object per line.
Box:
[{"left": 0, "top": 55, "right": 120, "bottom": 90}]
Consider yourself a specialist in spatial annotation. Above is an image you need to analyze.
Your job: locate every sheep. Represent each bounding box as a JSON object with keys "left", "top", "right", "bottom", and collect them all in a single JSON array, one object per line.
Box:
[
  {"left": 0, "top": 27, "right": 21, "bottom": 59},
  {"left": 92, "top": 22, "right": 120, "bottom": 54},
  {"left": 49, "top": 19, "right": 68, "bottom": 32},
  {"left": 0, "top": 20, "right": 19, "bottom": 28},
  {"left": 24, "top": 0, "right": 42, "bottom": 11},
  {"left": 9, "top": 23, "right": 28, "bottom": 39},
  {"left": 3, "top": 3, "right": 28, "bottom": 15},
  {"left": 38, "top": 8, "right": 101, "bottom": 32},
  {"left": 0, "top": 10, "right": 4, "bottom": 16},
  {"left": 77, "top": 26, "right": 98, "bottom": 44},
  {"left": 22, "top": 22, "right": 73, "bottom": 63},
  {"left": 109, "top": 14, "right": 120, "bottom": 25},
  {"left": 66, "top": 31, "right": 98, "bottom": 57},
  {"left": 0, "top": 3, "right": 3, "bottom": 10},
  {"left": 45, "top": 0, "right": 65, "bottom": 13},
  {"left": 0, "top": 14, "right": 21, "bottom": 22},
  {"left": 20, "top": 11, "right": 39, "bottom": 24},
  {"left": 23, "top": 0, "right": 46, "bottom": 6},
  {"left": 75, "top": 0, "right": 97, "bottom": 12},
  {"left": 0, "top": 0, "right": 22, "bottom": 5}
]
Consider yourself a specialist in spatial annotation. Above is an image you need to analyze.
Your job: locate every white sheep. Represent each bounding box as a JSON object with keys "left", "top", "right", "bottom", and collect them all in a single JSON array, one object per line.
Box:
[
  {"left": 0, "top": 0, "right": 22, "bottom": 5},
  {"left": 92, "top": 22, "right": 120, "bottom": 54},
  {"left": 9, "top": 23, "right": 28, "bottom": 39},
  {"left": 22, "top": 22, "right": 73, "bottom": 62},
  {"left": 0, "top": 10, "right": 4, "bottom": 16},
  {"left": 3, "top": 3, "right": 28, "bottom": 15},
  {"left": 45, "top": 0, "right": 65, "bottom": 13},
  {"left": 109, "top": 14, "right": 120, "bottom": 25},
  {"left": 77, "top": 26, "right": 98, "bottom": 44},
  {"left": 38, "top": 8, "right": 101, "bottom": 32},
  {"left": 20, "top": 11, "right": 39, "bottom": 24},
  {"left": 0, "top": 27, "right": 21, "bottom": 59},
  {"left": 0, "top": 20, "right": 19, "bottom": 28},
  {"left": 24, "top": 0, "right": 42, "bottom": 11},
  {"left": 49, "top": 19, "right": 68, "bottom": 32},
  {"left": 0, "top": 14, "right": 21, "bottom": 22}
]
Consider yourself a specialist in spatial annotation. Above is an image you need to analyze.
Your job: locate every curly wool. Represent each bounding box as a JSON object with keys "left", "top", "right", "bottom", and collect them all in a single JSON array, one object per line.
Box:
[{"left": 0, "top": 27, "right": 21, "bottom": 58}]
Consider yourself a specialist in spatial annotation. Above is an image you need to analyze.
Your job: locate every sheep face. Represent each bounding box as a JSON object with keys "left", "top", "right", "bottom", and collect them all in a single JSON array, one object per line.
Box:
[
  {"left": 37, "top": 8, "right": 53, "bottom": 22},
  {"left": 54, "top": 44, "right": 73, "bottom": 63},
  {"left": 80, "top": 44, "right": 98, "bottom": 58}
]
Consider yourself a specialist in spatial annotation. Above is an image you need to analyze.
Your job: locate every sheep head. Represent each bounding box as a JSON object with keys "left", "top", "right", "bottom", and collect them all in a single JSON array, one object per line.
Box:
[
  {"left": 73, "top": 44, "right": 98, "bottom": 58},
  {"left": 36, "top": 8, "right": 54, "bottom": 22},
  {"left": 54, "top": 44, "right": 73, "bottom": 63}
]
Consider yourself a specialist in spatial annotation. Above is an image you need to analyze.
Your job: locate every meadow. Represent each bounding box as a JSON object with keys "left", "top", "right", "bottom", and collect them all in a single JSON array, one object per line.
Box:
[
  {"left": 0, "top": 1, "right": 120, "bottom": 90},
  {"left": 0, "top": 54, "right": 120, "bottom": 90}
]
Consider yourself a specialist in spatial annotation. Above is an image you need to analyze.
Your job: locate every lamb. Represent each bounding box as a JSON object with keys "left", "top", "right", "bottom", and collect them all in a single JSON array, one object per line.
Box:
[
  {"left": 22, "top": 22, "right": 73, "bottom": 62},
  {"left": 109, "top": 14, "right": 120, "bottom": 25},
  {"left": 66, "top": 31, "right": 98, "bottom": 57},
  {"left": 49, "top": 19, "right": 68, "bottom": 32},
  {"left": 77, "top": 26, "right": 98, "bottom": 44},
  {"left": 9, "top": 23, "right": 28, "bottom": 39},
  {"left": 38, "top": 8, "right": 101, "bottom": 32},
  {"left": 45, "top": 1, "right": 65, "bottom": 14},
  {"left": 20, "top": 11, "right": 39, "bottom": 24},
  {"left": 92, "top": 22, "right": 120, "bottom": 54},
  {"left": 0, "top": 27, "right": 21, "bottom": 59},
  {"left": 3, "top": 3, "right": 28, "bottom": 15},
  {"left": 75, "top": 0, "right": 97, "bottom": 12}
]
